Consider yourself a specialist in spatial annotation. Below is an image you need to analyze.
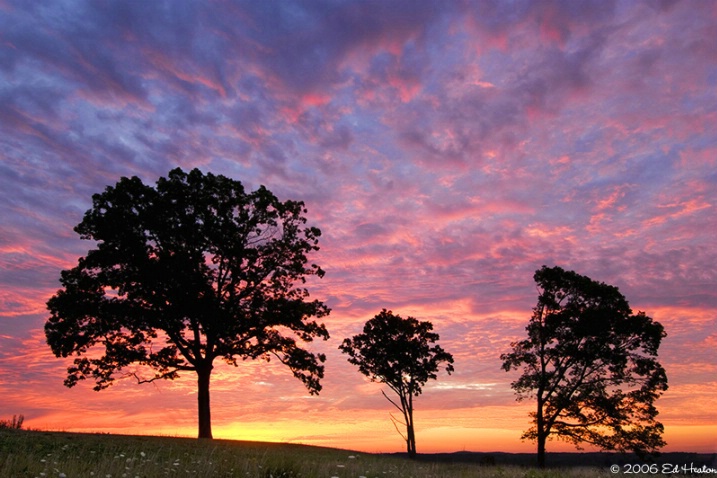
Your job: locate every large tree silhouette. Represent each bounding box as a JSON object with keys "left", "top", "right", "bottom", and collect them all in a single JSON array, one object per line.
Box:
[
  {"left": 339, "top": 309, "right": 454, "bottom": 458},
  {"left": 501, "top": 266, "right": 667, "bottom": 467},
  {"left": 46, "top": 168, "right": 330, "bottom": 439}
]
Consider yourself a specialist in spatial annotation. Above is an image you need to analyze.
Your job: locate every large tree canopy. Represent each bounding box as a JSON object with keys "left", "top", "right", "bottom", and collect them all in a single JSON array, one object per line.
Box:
[
  {"left": 46, "top": 168, "right": 330, "bottom": 438},
  {"left": 339, "top": 309, "right": 454, "bottom": 458},
  {"left": 501, "top": 266, "right": 667, "bottom": 467}
]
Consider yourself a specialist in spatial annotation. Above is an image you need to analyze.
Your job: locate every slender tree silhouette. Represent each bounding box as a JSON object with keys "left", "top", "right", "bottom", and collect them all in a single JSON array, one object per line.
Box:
[
  {"left": 501, "top": 266, "right": 668, "bottom": 467},
  {"left": 46, "top": 168, "right": 330, "bottom": 439},
  {"left": 340, "top": 309, "right": 454, "bottom": 458}
]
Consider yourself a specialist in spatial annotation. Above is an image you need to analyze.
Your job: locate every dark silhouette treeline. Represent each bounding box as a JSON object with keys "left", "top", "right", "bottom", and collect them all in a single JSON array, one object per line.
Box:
[{"left": 392, "top": 451, "right": 716, "bottom": 469}]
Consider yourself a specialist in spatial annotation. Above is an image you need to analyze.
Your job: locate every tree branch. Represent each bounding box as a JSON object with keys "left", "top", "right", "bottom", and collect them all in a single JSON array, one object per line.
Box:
[
  {"left": 389, "top": 412, "right": 408, "bottom": 442},
  {"left": 381, "top": 389, "right": 406, "bottom": 414},
  {"left": 127, "top": 367, "right": 191, "bottom": 385}
]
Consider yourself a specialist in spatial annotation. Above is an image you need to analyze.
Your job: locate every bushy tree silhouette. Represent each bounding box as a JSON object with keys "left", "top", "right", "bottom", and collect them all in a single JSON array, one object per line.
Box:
[
  {"left": 340, "top": 309, "right": 454, "bottom": 458},
  {"left": 501, "top": 266, "right": 668, "bottom": 467},
  {"left": 46, "top": 168, "right": 330, "bottom": 439}
]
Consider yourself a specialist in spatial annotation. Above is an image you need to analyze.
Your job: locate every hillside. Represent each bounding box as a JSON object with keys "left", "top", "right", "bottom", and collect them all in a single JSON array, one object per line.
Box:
[{"left": 1, "top": 429, "right": 714, "bottom": 477}]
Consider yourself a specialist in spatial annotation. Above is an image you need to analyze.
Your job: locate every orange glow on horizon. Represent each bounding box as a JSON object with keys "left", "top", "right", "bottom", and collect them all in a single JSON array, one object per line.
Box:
[
  {"left": 9, "top": 302, "right": 715, "bottom": 456},
  {"left": 23, "top": 418, "right": 717, "bottom": 455},
  {"left": 22, "top": 401, "right": 717, "bottom": 454}
]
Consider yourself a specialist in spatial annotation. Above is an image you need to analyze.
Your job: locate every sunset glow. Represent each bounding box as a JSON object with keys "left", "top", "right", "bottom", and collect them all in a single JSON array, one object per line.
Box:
[{"left": 1, "top": 0, "right": 716, "bottom": 455}]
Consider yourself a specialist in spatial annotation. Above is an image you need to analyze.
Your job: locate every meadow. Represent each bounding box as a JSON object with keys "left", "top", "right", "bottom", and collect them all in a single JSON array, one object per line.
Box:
[{"left": 0, "top": 429, "right": 670, "bottom": 478}]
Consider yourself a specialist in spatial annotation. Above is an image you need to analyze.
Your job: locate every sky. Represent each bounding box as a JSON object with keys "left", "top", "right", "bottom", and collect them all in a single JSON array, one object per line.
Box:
[{"left": 1, "top": 0, "right": 716, "bottom": 455}]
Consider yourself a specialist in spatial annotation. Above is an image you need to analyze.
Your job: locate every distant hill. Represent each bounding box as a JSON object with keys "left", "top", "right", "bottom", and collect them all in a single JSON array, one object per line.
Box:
[
  {"left": 4, "top": 428, "right": 715, "bottom": 477},
  {"left": 391, "top": 450, "right": 717, "bottom": 469}
]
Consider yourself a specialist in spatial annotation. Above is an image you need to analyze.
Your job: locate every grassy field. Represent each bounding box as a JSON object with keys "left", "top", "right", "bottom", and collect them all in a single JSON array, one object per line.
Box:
[{"left": 0, "top": 429, "right": 660, "bottom": 478}]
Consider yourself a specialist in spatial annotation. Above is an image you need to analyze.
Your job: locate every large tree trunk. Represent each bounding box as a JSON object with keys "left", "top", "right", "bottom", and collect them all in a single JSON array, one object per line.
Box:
[
  {"left": 536, "top": 395, "right": 546, "bottom": 467},
  {"left": 406, "top": 420, "right": 416, "bottom": 458},
  {"left": 537, "top": 431, "right": 547, "bottom": 468},
  {"left": 536, "top": 357, "right": 547, "bottom": 469},
  {"left": 197, "top": 364, "right": 213, "bottom": 439}
]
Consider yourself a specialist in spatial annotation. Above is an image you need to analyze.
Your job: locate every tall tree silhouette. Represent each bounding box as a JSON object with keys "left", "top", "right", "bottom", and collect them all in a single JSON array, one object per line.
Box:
[
  {"left": 340, "top": 309, "right": 454, "bottom": 458},
  {"left": 46, "top": 168, "right": 330, "bottom": 439},
  {"left": 501, "top": 266, "right": 667, "bottom": 467}
]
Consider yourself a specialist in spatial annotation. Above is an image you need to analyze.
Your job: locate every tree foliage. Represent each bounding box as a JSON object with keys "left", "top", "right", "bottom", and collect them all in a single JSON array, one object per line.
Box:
[
  {"left": 339, "top": 309, "right": 454, "bottom": 458},
  {"left": 45, "top": 168, "right": 330, "bottom": 438},
  {"left": 501, "top": 266, "right": 668, "bottom": 467}
]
